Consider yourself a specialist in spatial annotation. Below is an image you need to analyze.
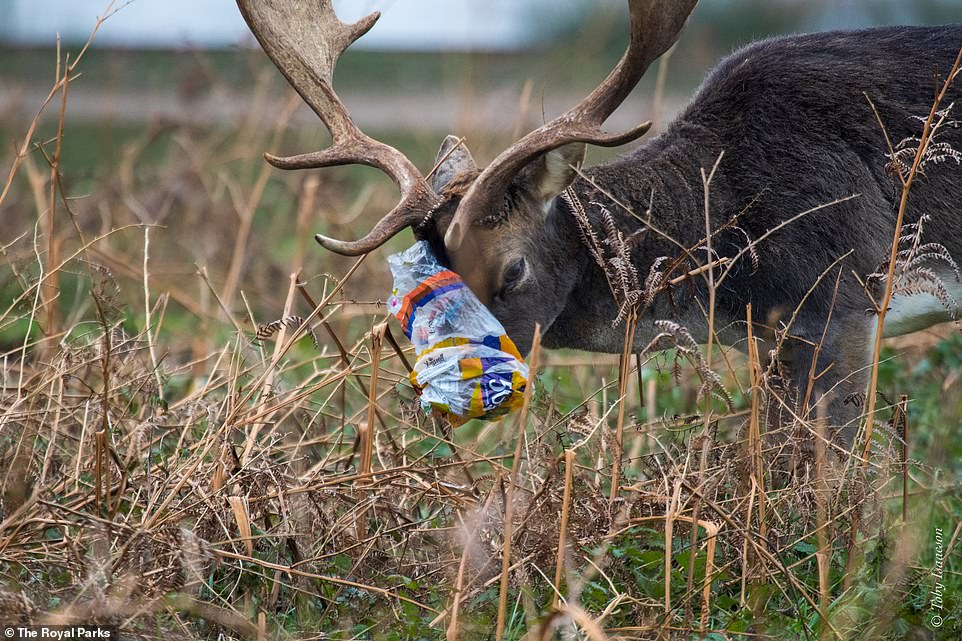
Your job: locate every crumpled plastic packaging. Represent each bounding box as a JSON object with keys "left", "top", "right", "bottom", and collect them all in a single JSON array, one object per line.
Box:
[{"left": 387, "top": 241, "right": 528, "bottom": 425}]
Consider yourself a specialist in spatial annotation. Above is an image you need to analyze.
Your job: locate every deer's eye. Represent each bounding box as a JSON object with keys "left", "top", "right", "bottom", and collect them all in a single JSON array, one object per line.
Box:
[{"left": 502, "top": 258, "right": 526, "bottom": 294}]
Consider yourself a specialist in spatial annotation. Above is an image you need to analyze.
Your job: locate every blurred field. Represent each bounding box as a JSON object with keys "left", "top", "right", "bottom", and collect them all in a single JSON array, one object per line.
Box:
[{"left": 1, "top": 3, "right": 961, "bottom": 640}]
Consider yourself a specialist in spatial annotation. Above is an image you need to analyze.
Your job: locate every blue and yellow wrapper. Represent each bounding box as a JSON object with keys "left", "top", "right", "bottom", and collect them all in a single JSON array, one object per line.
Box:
[{"left": 388, "top": 242, "right": 529, "bottom": 425}]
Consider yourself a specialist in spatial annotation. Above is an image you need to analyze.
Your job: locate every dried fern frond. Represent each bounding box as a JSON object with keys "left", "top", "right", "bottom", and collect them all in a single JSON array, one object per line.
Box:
[
  {"left": 642, "top": 256, "right": 670, "bottom": 306},
  {"left": 255, "top": 315, "right": 319, "bottom": 349},
  {"left": 87, "top": 261, "right": 124, "bottom": 324},
  {"left": 641, "top": 319, "right": 734, "bottom": 410},
  {"left": 868, "top": 213, "right": 961, "bottom": 325},
  {"left": 886, "top": 103, "right": 961, "bottom": 176},
  {"left": 731, "top": 225, "right": 760, "bottom": 272},
  {"left": 564, "top": 188, "right": 642, "bottom": 325}
]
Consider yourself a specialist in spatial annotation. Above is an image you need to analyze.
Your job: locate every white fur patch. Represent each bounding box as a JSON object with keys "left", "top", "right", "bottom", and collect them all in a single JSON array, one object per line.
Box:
[{"left": 882, "top": 276, "right": 962, "bottom": 337}]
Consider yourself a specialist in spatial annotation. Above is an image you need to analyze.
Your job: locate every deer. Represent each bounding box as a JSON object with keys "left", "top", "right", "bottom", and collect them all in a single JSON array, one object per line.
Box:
[{"left": 236, "top": 0, "right": 962, "bottom": 448}]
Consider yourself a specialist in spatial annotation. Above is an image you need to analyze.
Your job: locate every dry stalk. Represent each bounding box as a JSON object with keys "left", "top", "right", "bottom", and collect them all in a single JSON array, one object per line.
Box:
[
  {"left": 738, "top": 480, "right": 756, "bottom": 608},
  {"left": 898, "top": 394, "right": 908, "bottom": 523},
  {"left": 496, "top": 325, "right": 542, "bottom": 641},
  {"left": 861, "top": 45, "right": 962, "bottom": 461},
  {"left": 814, "top": 404, "right": 833, "bottom": 641},
  {"left": 744, "top": 303, "right": 769, "bottom": 613},
  {"left": 227, "top": 495, "right": 254, "bottom": 556},
  {"left": 609, "top": 308, "right": 638, "bottom": 503},
  {"left": 354, "top": 322, "right": 387, "bottom": 539},
  {"left": 41, "top": 43, "right": 72, "bottom": 341},
  {"left": 220, "top": 93, "right": 300, "bottom": 310},
  {"left": 244, "top": 270, "right": 300, "bottom": 463},
  {"left": 363, "top": 322, "right": 387, "bottom": 480},
  {"left": 684, "top": 434, "right": 711, "bottom": 629},
  {"left": 552, "top": 449, "right": 576, "bottom": 611},
  {"left": 142, "top": 228, "right": 165, "bottom": 405},
  {"left": 0, "top": 0, "right": 119, "bottom": 209},
  {"left": 291, "top": 175, "right": 321, "bottom": 271},
  {"left": 663, "top": 478, "right": 682, "bottom": 624}
]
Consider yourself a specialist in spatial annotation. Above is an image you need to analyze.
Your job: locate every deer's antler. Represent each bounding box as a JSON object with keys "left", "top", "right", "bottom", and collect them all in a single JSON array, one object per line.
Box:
[
  {"left": 444, "top": 0, "right": 698, "bottom": 252},
  {"left": 236, "top": 0, "right": 442, "bottom": 255}
]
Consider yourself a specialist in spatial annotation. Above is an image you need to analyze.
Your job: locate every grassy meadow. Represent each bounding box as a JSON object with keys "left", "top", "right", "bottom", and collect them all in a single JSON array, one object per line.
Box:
[{"left": 1, "top": 3, "right": 961, "bottom": 640}]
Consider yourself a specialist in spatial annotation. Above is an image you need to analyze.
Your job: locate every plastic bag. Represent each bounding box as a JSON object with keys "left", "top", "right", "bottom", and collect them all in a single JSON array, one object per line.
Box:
[{"left": 387, "top": 241, "right": 528, "bottom": 425}]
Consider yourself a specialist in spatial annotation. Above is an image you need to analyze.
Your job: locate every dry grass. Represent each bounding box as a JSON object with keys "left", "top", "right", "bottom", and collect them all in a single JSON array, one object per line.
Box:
[{"left": 1, "top": 12, "right": 961, "bottom": 641}]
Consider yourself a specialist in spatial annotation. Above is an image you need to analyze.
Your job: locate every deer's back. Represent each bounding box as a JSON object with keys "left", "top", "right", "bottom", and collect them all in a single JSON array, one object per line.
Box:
[{"left": 659, "top": 25, "right": 962, "bottom": 325}]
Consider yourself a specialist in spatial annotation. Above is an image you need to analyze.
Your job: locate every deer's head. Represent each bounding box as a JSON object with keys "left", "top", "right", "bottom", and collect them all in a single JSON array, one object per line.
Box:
[{"left": 236, "top": 0, "right": 698, "bottom": 354}]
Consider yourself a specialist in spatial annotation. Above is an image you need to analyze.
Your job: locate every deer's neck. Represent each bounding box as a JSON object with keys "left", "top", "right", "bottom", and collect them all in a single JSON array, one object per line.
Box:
[{"left": 544, "top": 127, "right": 732, "bottom": 352}]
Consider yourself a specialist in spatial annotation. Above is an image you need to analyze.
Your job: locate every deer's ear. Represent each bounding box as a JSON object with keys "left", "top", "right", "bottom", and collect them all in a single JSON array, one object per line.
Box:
[
  {"left": 431, "top": 135, "right": 478, "bottom": 193},
  {"left": 523, "top": 143, "right": 587, "bottom": 202}
]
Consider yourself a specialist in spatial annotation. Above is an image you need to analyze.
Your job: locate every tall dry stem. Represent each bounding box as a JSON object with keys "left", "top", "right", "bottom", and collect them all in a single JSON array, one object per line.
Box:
[
  {"left": 496, "top": 325, "right": 541, "bottom": 641},
  {"left": 552, "top": 449, "right": 576, "bottom": 611},
  {"left": 861, "top": 46, "right": 962, "bottom": 461},
  {"left": 609, "top": 309, "right": 637, "bottom": 503}
]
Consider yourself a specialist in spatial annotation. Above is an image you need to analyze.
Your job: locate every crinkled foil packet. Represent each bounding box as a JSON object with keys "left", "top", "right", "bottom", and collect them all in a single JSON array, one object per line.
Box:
[{"left": 387, "top": 241, "right": 528, "bottom": 425}]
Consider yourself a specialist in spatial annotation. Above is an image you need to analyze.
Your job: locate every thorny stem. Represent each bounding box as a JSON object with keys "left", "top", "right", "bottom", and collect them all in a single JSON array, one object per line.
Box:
[
  {"left": 861, "top": 46, "right": 962, "bottom": 463},
  {"left": 700, "top": 151, "right": 724, "bottom": 431}
]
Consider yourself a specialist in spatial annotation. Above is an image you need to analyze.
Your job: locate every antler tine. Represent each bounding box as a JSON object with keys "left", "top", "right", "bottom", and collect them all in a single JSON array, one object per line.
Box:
[
  {"left": 445, "top": 0, "right": 698, "bottom": 251},
  {"left": 236, "top": 0, "right": 441, "bottom": 255}
]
